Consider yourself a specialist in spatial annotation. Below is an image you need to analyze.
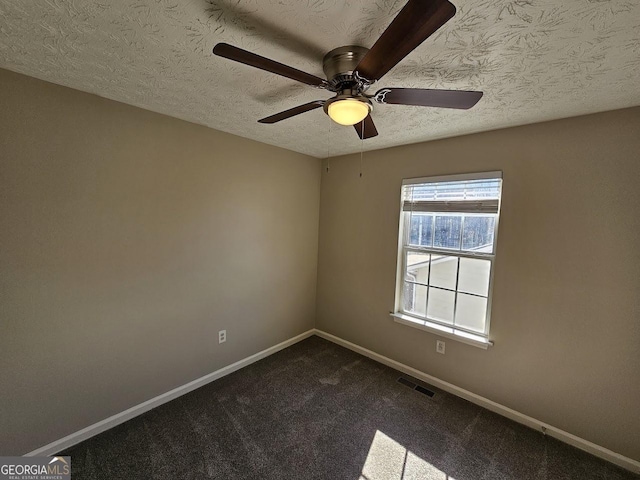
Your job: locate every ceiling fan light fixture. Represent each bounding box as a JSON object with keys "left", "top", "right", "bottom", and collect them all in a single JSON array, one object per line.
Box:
[{"left": 327, "top": 98, "right": 371, "bottom": 126}]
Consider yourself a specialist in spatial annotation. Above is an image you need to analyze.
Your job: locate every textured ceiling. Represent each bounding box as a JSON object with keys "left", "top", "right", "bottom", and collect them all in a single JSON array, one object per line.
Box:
[{"left": 1, "top": 0, "right": 639, "bottom": 158}]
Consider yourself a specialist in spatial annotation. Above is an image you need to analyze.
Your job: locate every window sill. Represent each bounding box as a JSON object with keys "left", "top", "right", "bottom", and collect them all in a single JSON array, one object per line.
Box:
[{"left": 390, "top": 313, "right": 493, "bottom": 349}]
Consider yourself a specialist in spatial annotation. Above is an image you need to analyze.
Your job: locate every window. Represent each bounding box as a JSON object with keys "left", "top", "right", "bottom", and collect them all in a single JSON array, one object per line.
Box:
[{"left": 392, "top": 172, "right": 502, "bottom": 347}]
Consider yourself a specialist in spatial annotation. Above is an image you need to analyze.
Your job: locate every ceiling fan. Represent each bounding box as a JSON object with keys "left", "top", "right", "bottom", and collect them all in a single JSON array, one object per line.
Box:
[{"left": 212, "top": 0, "right": 482, "bottom": 139}]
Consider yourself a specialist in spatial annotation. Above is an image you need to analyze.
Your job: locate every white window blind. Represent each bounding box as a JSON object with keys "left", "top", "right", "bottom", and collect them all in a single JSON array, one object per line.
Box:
[{"left": 402, "top": 178, "right": 502, "bottom": 214}]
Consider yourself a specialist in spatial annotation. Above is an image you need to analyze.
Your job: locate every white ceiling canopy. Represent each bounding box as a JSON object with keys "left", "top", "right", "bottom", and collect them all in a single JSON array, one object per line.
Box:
[{"left": 1, "top": 0, "right": 639, "bottom": 158}]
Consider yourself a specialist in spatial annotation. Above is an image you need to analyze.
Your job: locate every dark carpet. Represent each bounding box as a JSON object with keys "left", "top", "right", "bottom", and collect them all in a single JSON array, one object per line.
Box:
[{"left": 61, "top": 336, "right": 638, "bottom": 479}]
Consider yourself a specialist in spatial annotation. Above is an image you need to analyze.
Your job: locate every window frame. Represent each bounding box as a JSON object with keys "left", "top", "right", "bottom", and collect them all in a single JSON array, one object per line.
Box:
[{"left": 392, "top": 171, "right": 503, "bottom": 348}]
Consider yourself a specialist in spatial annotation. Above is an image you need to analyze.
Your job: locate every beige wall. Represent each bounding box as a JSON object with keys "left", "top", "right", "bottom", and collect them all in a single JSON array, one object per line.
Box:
[
  {"left": 2, "top": 64, "right": 638, "bottom": 462},
  {"left": 0, "top": 68, "right": 321, "bottom": 455},
  {"left": 316, "top": 107, "right": 640, "bottom": 461}
]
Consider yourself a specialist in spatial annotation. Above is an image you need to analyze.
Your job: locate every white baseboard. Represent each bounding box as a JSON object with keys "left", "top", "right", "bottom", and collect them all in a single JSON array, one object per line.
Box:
[
  {"left": 26, "top": 329, "right": 315, "bottom": 457},
  {"left": 314, "top": 329, "right": 640, "bottom": 474}
]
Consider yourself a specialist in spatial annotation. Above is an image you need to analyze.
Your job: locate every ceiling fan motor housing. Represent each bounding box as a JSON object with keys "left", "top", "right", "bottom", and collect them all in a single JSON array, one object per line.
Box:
[{"left": 322, "top": 46, "right": 370, "bottom": 92}]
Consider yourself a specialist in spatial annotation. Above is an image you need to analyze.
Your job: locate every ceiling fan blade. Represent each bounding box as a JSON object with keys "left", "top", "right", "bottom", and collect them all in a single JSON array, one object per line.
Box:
[
  {"left": 355, "top": 0, "right": 456, "bottom": 82},
  {"left": 258, "top": 101, "right": 325, "bottom": 124},
  {"left": 373, "top": 88, "right": 483, "bottom": 109},
  {"left": 213, "top": 43, "right": 327, "bottom": 88},
  {"left": 353, "top": 115, "right": 379, "bottom": 139}
]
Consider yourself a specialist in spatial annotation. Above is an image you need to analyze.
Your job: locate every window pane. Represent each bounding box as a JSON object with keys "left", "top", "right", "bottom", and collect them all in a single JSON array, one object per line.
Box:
[
  {"left": 408, "top": 213, "right": 433, "bottom": 247},
  {"left": 406, "top": 252, "right": 430, "bottom": 285},
  {"left": 462, "top": 216, "right": 495, "bottom": 252},
  {"left": 429, "top": 255, "right": 458, "bottom": 290},
  {"left": 434, "top": 216, "right": 461, "bottom": 250},
  {"left": 457, "top": 258, "right": 491, "bottom": 296},
  {"left": 427, "top": 287, "right": 454, "bottom": 323},
  {"left": 455, "top": 294, "right": 487, "bottom": 333},
  {"left": 403, "top": 282, "right": 427, "bottom": 317}
]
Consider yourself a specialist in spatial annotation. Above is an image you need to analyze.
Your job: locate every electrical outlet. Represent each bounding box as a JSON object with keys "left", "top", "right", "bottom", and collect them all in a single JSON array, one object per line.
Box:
[
  {"left": 218, "top": 330, "right": 227, "bottom": 344},
  {"left": 436, "top": 340, "right": 445, "bottom": 354}
]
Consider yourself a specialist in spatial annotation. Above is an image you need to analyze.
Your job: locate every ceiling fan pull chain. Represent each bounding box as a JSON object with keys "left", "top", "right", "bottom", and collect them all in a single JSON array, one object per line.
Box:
[
  {"left": 359, "top": 119, "right": 364, "bottom": 178},
  {"left": 326, "top": 118, "right": 331, "bottom": 173}
]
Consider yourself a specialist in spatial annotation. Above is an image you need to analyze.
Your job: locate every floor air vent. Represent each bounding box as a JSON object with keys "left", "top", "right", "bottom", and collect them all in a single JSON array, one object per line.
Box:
[{"left": 397, "top": 377, "right": 435, "bottom": 398}]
